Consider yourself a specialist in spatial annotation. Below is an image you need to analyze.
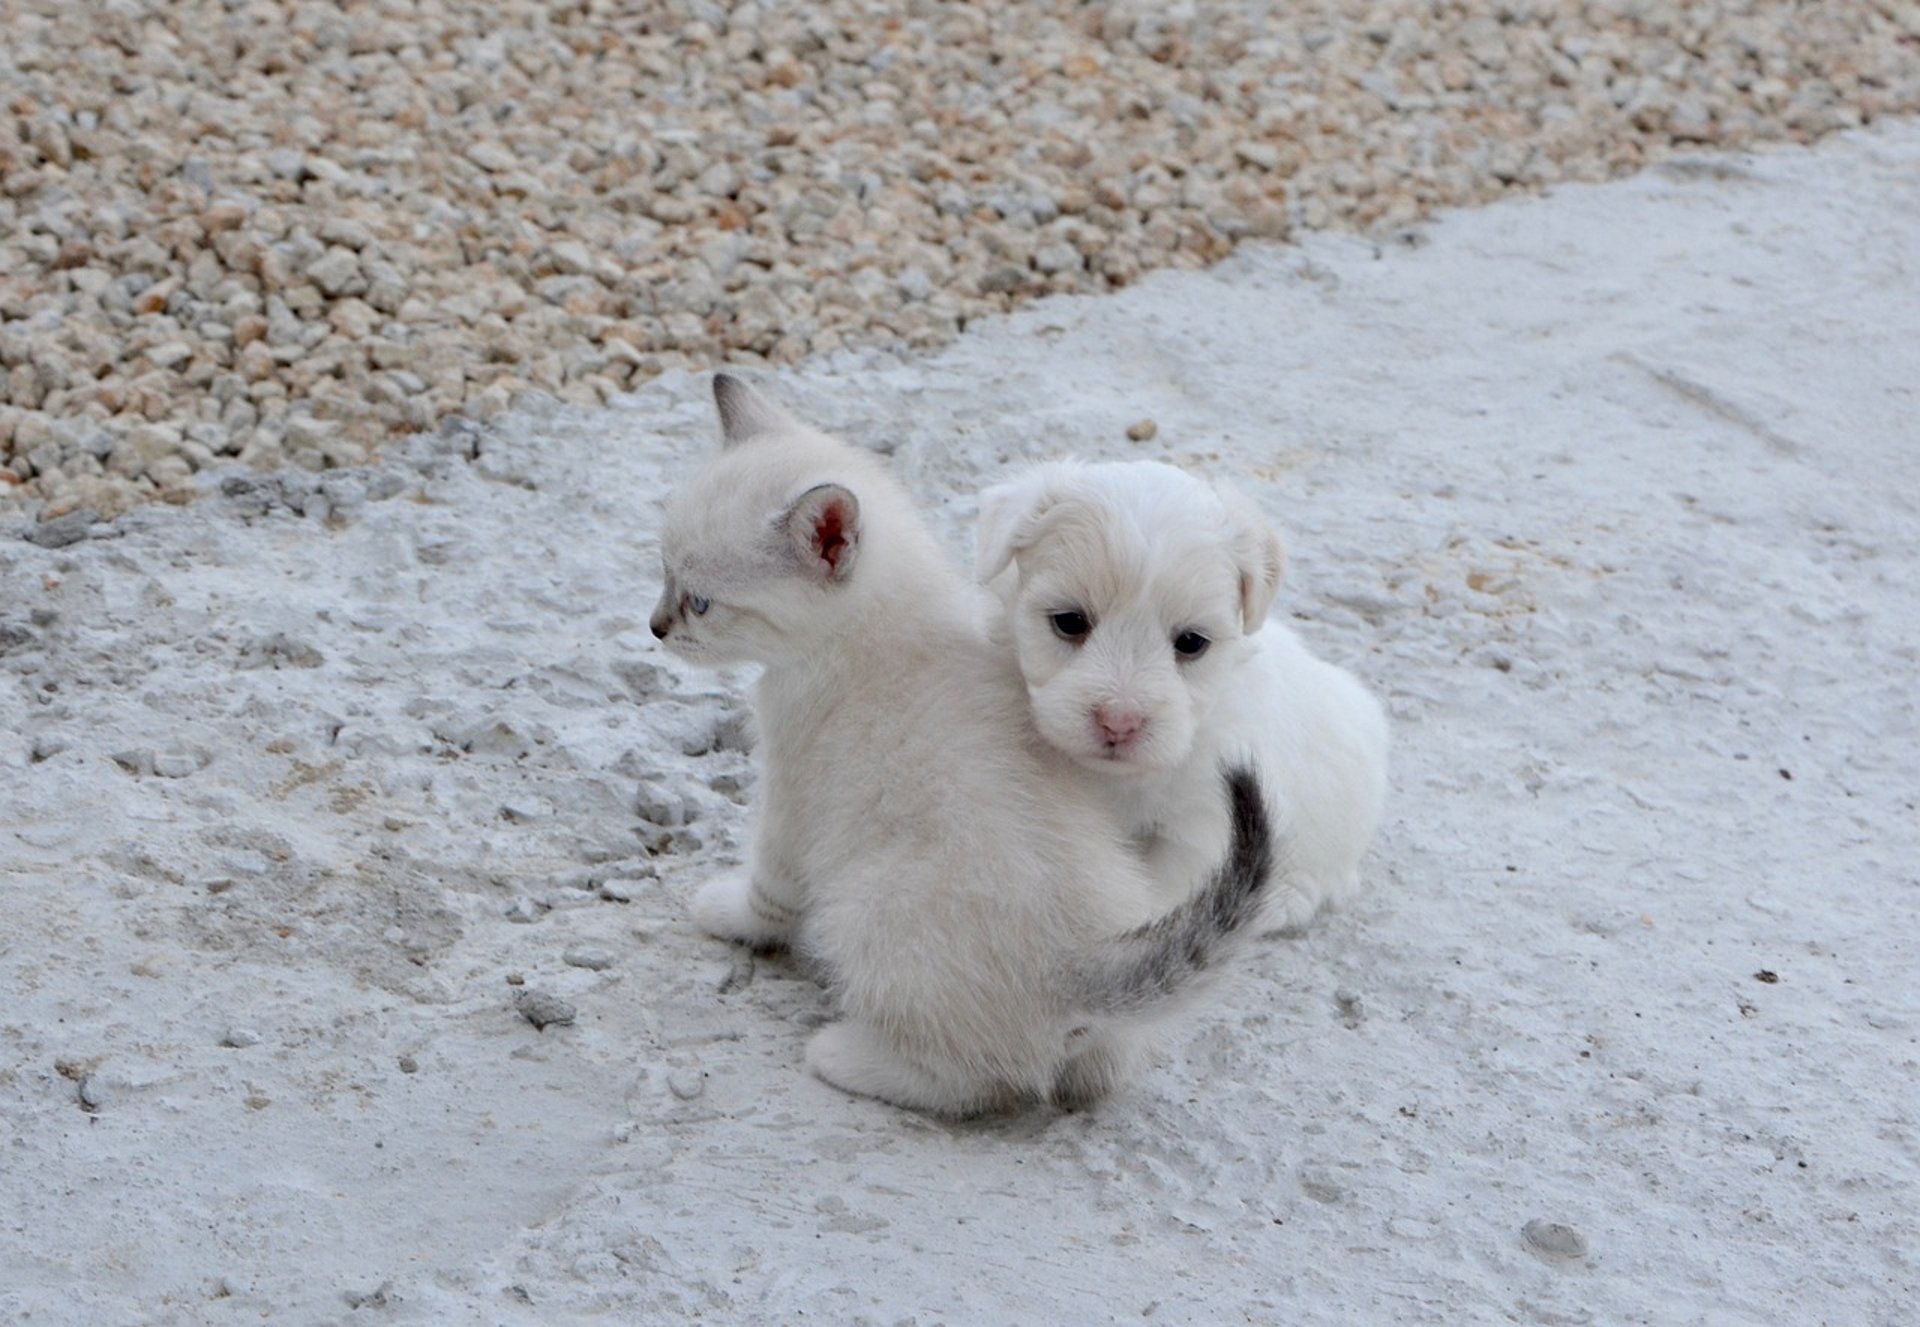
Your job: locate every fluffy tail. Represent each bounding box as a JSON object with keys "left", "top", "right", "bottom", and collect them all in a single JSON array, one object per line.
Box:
[{"left": 1073, "top": 764, "right": 1276, "bottom": 1016}]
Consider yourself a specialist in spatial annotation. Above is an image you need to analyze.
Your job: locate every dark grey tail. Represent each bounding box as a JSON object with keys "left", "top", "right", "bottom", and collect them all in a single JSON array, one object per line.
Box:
[{"left": 1074, "top": 764, "right": 1275, "bottom": 1016}]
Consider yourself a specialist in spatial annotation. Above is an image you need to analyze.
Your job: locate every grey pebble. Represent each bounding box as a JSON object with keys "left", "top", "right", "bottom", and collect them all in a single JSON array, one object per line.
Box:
[
  {"left": 223, "top": 848, "right": 272, "bottom": 876},
  {"left": 540, "top": 888, "right": 598, "bottom": 914},
  {"left": 365, "top": 470, "right": 408, "bottom": 502},
  {"left": 77, "top": 1076, "right": 104, "bottom": 1111},
  {"left": 152, "top": 751, "right": 200, "bottom": 778},
  {"left": 24, "top": 510, "right": 100, "bottom": 549},
  {"left": 503, "top": 897, "right": 547, "bottom": 924},
  {"left": 563, "top": 945, "right": 616, "bottom": 971},
  {"left": 613, "top": 660, "right": 671, "bottom": 698},
  {"left": 238, "top": 632, "right": 325, "bottom": 670},
  {"left": 633, "top": 781, "right": 687, "bottom": 827},
  {"left": 515, "top": 989, "right": 576, "bottom": 1029},
  {"left": 457, "top": 717, "right": 541, "bottom": 760},
  {"left": 598, "top": 875, "right": 651, "bottom": 903},
  {"left": 397, "top": 1055, "right": 419, "bottom": 1074},
  {"left": 546, "top": 868, "right": 600, "bottom": 893},
  {"left": 1523, "top": 1218, "right": 1590, "bottom": 1261},
  {"left": 221, "top": 1027, "right": 261, "bottom": 1049},
  {"left": 1298, "top": 1173, "right": 1348, "bottom": 1205},
  {"left": 342, "top": 1281, "right": 396, "bottom": 1311},
  {"left": 499, "top": 797, "right": 546, "bottom": 823},
  {"left": 667, "top": 1070, "right": 705, "bottom": 1101},
  {"left": 111, "top": 748, "right": 155, "bottom": 776},
  {"left": 1334, "top": 987, "right": 1365, "bottom": 1025}
]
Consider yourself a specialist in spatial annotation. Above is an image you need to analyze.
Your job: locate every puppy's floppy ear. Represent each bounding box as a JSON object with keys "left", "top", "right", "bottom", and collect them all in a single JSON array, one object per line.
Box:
[
  {"left": 713, "top": 373, "right": 794, "bottom": 449},
  {"left": 1220, "top": 489, "right": 1287, "bottom": 630},
  {"left": 781, "top": 483, "right": 860, "bottom": 583},
  {"left": 974, "top": 469, "right": 1063, "bottom": 583}
]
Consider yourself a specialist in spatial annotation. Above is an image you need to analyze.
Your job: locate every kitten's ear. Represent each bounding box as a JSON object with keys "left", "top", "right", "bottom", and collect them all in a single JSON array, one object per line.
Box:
[
  {"left": 713, "top": 373, "right": 792, "bottom": 448},
  {"left": 974, "top": 471, "right": 1060, "bottom": 583},
  {"left": 782, "top": 483, "right": 861, "bottom": 583},
  {"left": 1221, "top": 489, "right": 1287, "bottom": 630}
]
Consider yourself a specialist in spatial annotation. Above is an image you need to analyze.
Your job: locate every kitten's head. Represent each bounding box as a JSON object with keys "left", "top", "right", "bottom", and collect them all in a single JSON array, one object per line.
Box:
[
  {"left": 651, "top": 376, "right": 867, "bottom": 666},
  {"left": 976, "top": 461, "right": 1284, "bottom": 775}
]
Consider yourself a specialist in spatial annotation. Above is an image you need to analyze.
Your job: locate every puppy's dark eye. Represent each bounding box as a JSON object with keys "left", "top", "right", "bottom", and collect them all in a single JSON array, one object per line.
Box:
[
  {"left": 1049, "top": 610, "right": 1092, "bottom": 644},
  {"left": 1172, "top": 631, "right": 1210, "bottom": 659},
  {"left": 687, "top": 595, "right": 711, "bottom": 616}
]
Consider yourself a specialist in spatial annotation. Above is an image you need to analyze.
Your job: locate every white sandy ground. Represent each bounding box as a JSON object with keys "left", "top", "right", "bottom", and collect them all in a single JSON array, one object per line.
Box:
[{"left": 3, "top": 121, "right": 1917, "bottom": 1325}]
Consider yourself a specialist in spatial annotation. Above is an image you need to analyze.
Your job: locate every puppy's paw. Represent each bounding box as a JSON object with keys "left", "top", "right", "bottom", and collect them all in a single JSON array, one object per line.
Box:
[
  {"left": 1258, "top": 877, "right": 1328, "bottom": 937},
  {"left": 690, "top": 872, "right": 797, "bottom": 948}
]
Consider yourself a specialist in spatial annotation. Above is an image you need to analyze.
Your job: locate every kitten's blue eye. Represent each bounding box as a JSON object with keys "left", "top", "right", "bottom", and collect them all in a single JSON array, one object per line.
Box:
[
  {"left": 687, "top": 595, "right": 710, "bottom": 616},
  {"left": 1050, "top": 610, "right": 1092, "bottom": 643},
  {"left": 1172, "top": 631, "right": 1210, "bottom": 659}
]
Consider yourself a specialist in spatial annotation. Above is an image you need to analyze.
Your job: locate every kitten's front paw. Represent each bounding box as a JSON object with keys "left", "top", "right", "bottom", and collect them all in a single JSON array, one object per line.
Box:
[{"left": 690, "top": 872, "right": 797, "bottom": 949}]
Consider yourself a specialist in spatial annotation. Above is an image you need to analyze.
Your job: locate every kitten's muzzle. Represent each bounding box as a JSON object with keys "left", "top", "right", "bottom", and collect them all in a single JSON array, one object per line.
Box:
[{"left": 649, "top": 608, "right": 674, "bottom": 639}]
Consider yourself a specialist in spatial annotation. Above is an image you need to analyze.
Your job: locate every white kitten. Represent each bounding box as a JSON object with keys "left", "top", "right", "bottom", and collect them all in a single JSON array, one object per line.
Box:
[
  {"left": 976, "top": 460, "right": 1389, "bottom": 932},
  {"left": 650, "top": 377, "right": 1274, "bottom": 1116}
]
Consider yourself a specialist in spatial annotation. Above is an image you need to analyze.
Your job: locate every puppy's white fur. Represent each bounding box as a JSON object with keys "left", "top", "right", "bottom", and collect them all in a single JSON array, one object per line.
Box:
[
  {"left": 652, "top": 380, "right": 1273, "bottom": 1116},
  {"left": 977, "top": 460, "right": 1389, "bottom": 930}
]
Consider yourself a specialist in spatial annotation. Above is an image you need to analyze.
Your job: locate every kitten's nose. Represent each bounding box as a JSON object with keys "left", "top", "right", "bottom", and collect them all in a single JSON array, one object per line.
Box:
[
  {"left": 1094, "top": 705, "right": 1145, "bottom": 747},
  {"left": 649, "top": 610, "right": 673, "bottom": 640}
]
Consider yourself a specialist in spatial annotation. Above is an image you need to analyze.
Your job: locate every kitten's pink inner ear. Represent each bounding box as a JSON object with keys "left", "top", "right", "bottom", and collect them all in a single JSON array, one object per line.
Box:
[
  {"left": 787, "top": 484, "right": 860, "bottom": 581},
  {"left": 814, "top": 501, "right": 851, "bottom": 572}
]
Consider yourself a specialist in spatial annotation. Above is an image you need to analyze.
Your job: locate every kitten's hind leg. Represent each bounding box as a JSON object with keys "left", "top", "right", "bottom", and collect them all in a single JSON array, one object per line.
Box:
[
  {"left": 1051, "top": 1026, "right": 1144, "bottom": 1112},
  {"left": 805, "top": 1021, "right": 997, "bottom": 1117}
]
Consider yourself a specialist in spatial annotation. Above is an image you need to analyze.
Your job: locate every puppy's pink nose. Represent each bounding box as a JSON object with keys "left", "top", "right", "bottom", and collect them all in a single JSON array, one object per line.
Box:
[{"left": 1094, "top": 705, "right": 1146, "bottom": 746}]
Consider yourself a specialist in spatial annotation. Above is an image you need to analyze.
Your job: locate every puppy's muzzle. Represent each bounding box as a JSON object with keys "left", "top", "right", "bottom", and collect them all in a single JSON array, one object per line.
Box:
[{"left": 1094, "top": 704, "right": 1147, "bottom": 750}]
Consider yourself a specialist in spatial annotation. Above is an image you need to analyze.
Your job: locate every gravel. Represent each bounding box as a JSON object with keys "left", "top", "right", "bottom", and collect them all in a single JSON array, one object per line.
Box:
[{"left": 2, "top": 0, "right": 1915, "bottom": 520}]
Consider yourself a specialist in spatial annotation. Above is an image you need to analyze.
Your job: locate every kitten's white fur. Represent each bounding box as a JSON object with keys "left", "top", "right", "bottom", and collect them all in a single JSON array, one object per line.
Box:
[
  {"left": 651, "top": 379, "right": 1273, "bottom": 1116},
  {"left": 976, "top": 460, "right": 1389, "bottom": 931}
]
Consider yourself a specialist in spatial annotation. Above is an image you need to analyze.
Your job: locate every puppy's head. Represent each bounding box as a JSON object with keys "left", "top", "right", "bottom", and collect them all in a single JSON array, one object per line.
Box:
[{"left": 976, "top": 461, "right": 1285, "bottom": 775}]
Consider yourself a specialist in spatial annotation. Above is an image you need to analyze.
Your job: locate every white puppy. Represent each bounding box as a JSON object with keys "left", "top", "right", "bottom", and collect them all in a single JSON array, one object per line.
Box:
[{"left": 977, "top": 460, "right": 1389, "bottom": 931}]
